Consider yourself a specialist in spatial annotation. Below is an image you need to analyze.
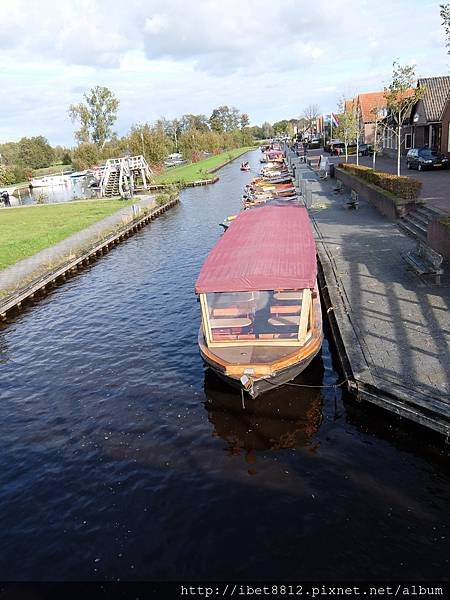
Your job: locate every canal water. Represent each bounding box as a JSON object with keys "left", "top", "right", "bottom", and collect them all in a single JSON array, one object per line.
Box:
[{"left": 0, "top": 151, "right": 449, "bottom": 581}]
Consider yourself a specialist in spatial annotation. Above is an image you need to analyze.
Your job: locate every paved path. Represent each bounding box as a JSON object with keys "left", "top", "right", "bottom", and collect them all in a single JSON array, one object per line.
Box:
[
  {"left": 295, "top": 160, "right": 450, "bottom": 434},
  {"left": 310, "top": 150, "right": 450, "bottom": 215}
]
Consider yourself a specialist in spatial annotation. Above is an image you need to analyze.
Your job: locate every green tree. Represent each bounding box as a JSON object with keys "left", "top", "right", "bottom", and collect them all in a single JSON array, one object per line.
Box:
[
  {"left": 157, "top": 117, "right": 182, "bottom": 150},
  {"left": 384, "top": 62, "right": 425, "bottom": 175},
  {"left": 180, "top": 114, "right": 210, "bottom": 132},
  {"left": 240, "top": 113, "right": 250, "bottom": 131},
  {"left": 273, "top": 120, "right": 289, "bottom": 136},
  {"left": 261, "top": 121, "right": 274, "bottom": 139},
  {"left": 61, "top": 151, "right": 72, "bottom": 165},
  {"left": 209, "top": 106, "right": 241, "bottom": 132},
  {"left": 68, "top": 86, "right": 119, "bottom": 148},
  {"left": 179, "top": 127, "right": 205, "bottom": 160},
  {"left": 72, "top": 143, "right": 100, "bottom": 170},
  {"left": 335, "top": 98, "right": 358, "bottom": 162},
  {"left": 248, "top": 125, "right": 264, "bottom": 139},
  {"left": 100, "top": 135, "right": 129, "bottom": 160},
  {"left": 127, "top": 123, "right": 172, "bottom": 165},
  {"left": 17, "top": 136, "right": 54, "bottom": 169},
  {"left": 0, "top": 141, "right": 20, "bottom": 165},
  {"left": 441, "top": 4, "right": 450, "bottom": 53}
]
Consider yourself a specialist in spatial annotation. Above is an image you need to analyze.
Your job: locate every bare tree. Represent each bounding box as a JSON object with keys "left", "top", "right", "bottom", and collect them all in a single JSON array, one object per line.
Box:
[
  {"left": 384, "top": 62, "right": 425, "bottom": 176},
  {"left": 335, "top": 97, "right": 358, "bottom": 163},
  {"left": 370, "top": 105, "right": 387, "bottom": 170},
  {"left": 303, "top": 104, "right": 320, "bottom": 136}
]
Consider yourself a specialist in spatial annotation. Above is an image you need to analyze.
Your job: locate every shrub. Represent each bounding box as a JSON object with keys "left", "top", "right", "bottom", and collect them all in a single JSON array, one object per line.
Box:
[
  {"left": 155, "top": 193, "right": 170, "bottom": 206},
  {"left": 14, "top": 164, "right": 33, "bottom": 182},
  {"left": 339, "top": 164, "right": 422, "bottom": 199},
  {"left": 155, "top": 184, "right": 180, "bottom": 206},
  {"left": 72, "top": 143, "right": 100, "bottom": 170},
  {"left": 0, "top": 165, "right": 17, "bottom": 185}
]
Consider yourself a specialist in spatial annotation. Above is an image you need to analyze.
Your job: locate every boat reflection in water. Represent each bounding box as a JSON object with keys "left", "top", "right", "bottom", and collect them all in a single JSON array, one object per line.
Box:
[{"left": 204, "top": 354, "right": 324, "bottom": 456}]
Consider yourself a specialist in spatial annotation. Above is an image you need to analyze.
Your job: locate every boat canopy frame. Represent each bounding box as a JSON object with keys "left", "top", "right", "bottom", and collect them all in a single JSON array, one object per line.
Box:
[{"left": 199, "top": 288, "right": 313, "bottom": 348}]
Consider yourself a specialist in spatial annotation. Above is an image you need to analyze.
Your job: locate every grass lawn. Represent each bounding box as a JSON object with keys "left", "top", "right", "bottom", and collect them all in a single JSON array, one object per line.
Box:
[
  {"left": 33, "top": 164, "right": 73, "bottom": 177},
  {"left": 0, "top": 199, "right": 132, "bottom": 270},
  {"left": 154, "top": 147, "right": 254, "bottom": 184}
]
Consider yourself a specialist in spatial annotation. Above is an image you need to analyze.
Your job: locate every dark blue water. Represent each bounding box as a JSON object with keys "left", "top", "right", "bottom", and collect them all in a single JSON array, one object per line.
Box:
[{"left": 0, "top": 151, "right": 449, "bottom": 581}]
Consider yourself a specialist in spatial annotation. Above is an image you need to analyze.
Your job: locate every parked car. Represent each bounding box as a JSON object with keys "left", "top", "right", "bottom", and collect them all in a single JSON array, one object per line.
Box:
[
  {"left": 324, "top": 139, "right": 341, "bottom": 153},
  {"left": 406, "top": 148, "right": 449, "bottom": 171},
  {"left": 358, "top": 143, "right": 373, "bottom": 156},
  {"left": 328, "top": 142, "right": 358, "bottom": 156},
  {"left": 328, "top": 142, "right": 345, "bottom": 155}
]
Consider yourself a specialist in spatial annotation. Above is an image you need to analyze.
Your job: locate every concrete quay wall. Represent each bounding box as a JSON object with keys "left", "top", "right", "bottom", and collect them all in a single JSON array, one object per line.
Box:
[{"left": 290, "top": 156, "right": 450, "bottom": 439}]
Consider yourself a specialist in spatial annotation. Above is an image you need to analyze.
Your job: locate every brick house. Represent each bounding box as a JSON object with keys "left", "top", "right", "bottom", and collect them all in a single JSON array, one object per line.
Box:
[
  {"left": 409, "top": 76, "right": 450, "bottom": 155},
  {"left": 382, "top": 77, "right": 450, "bottom": 157},
  {"left": 342, "top": 92, "right": 387, "bottom": 144},
  {"left": 356, "top": 92, "right": 387, "bottom": 144}
]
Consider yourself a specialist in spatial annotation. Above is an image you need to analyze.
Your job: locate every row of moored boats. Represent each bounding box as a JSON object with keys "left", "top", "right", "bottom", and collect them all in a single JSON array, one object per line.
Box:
[{"left": 195, "top": 144, "right": 323, "bottom": 398}]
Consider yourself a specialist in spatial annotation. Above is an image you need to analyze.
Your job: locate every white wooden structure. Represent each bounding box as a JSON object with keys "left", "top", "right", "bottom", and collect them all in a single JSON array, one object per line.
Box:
[{"left": 99, "top": 155, "right": 153, "bottom": 197}]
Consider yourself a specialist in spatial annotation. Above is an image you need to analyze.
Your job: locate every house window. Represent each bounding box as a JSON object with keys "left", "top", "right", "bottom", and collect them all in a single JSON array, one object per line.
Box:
[{"left": 404, "top": 133, "right": 412, "bottom": 149}]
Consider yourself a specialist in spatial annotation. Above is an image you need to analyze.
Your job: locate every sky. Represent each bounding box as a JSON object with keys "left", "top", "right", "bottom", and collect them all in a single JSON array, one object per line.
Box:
[{"left": 0, "top": 0, "right": 449, "bottom": 146}]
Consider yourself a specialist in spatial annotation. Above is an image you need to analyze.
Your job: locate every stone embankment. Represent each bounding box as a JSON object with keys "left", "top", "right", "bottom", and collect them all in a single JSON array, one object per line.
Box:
[
  {"left": 286, "top": 149, "right": 450, "bottom": 438},
  {"left": 0, "top": 194, "right": 180, "bottom": 320}
]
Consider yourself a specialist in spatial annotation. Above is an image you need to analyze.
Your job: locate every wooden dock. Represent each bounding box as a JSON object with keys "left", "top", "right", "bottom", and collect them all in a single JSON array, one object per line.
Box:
[
  {"left": 290, "top": 158, "right": 450, "bottom": 440},
  {"left": 0, "top": 197, "right": 179, "bottom": 322}
]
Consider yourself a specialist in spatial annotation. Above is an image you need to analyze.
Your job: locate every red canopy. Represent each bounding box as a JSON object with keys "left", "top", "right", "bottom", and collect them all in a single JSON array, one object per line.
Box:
[{"left": 195, "top": 206, "right": 317, "bottom": 293}]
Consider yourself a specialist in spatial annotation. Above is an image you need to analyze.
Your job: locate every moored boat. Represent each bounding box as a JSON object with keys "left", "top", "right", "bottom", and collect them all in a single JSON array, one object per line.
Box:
[
  {"left": 29, "top": 174, "right": 70, "bottom": 188},
  {"left": 70, "top": 170, "right": 91, "bottom": 178},
  {"left": 195, "top": 205, "right": 323, "bottom": 397}
]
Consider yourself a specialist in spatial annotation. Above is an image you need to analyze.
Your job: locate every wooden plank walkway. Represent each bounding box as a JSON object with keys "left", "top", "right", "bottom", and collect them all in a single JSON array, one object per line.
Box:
[{"left": 295, "top": 163, "right": 450, "bottom": 439}]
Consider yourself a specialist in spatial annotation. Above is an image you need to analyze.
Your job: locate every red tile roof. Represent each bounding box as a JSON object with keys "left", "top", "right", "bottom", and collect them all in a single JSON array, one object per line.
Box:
[
  {"left": 344, "top": 98, "right": 356, "bottom": 113},
  {"left": 358, "top": 92, "right": 387, "bottom": 122}
]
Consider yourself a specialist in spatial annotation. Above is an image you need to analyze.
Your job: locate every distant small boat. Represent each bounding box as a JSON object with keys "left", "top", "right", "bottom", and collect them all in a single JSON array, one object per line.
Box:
[
  {"left": 240, "top": 162, "right": 251, "bottom": 171},
  {"left": 29, "top": 174, "right": 70, "bottom": 188}
]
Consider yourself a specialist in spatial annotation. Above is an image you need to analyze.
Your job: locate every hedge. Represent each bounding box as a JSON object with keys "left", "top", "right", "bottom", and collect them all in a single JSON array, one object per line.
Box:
[{"left": 339, "top": 164, "right": 422, "bottom": 200}]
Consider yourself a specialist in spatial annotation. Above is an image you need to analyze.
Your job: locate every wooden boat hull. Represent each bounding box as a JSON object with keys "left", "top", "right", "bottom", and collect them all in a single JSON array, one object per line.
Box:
[{"left": 201, "top": 342, "right": 322, "bottom": 397}]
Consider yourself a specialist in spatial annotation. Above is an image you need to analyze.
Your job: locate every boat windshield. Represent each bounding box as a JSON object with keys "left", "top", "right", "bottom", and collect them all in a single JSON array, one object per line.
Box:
[{"left": 201, "top": 289, "right": 312, "bottom": 346}]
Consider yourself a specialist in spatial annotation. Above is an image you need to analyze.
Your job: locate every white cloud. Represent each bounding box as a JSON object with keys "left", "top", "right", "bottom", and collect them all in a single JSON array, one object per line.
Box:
[
  {"left": 144, "top": 15, "right": 170, "bottom": 35},
  {"left": 0, "top": 0, "right": 448, "bottom": 145}
]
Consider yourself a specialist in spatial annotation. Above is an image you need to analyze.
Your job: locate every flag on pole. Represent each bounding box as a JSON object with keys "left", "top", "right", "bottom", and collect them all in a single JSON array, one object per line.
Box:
[{"left": 331, "top": 113, "right": 339, "bottom": 127}]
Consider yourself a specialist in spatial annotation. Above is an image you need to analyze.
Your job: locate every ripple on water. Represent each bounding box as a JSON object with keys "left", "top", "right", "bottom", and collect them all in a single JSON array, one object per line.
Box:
[{"left": 0, "top": 151, "right": 449, "bottom": 581}]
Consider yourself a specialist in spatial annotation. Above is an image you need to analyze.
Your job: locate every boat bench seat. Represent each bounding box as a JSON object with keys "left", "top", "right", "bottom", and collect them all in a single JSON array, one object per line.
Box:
[
  {"left": 268, "top": 316, "right": 300, "bottom": 326},
  {"left": 212, "top": 307, "right": 249, "bottom": 317},
  {"left": 259, "top": 333, "right": 298, "bottom": 339},
  {"left": 212, "top": 334, "right": 256, "bottom": 341},
  {"left": 270, "top": 305, "right": 300, "bottom": 315}
]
